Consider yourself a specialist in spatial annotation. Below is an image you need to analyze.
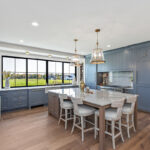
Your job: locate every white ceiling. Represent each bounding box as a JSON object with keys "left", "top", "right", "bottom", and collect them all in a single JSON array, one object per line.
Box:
[{"left": 0, "top": 0, "right": 150, "bottom": 55}]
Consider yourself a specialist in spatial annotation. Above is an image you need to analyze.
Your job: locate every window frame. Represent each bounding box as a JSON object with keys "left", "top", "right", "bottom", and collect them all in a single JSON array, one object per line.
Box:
[{"left": 2, "top": 55, "right": 76, "bottom": 88}]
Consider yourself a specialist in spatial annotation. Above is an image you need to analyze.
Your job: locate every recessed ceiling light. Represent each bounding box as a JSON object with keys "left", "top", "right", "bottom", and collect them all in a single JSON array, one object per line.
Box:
[
  {"left": 32, "top": 22, "right": 39, "bottom": 27},
  {"left": 20, "top": 40, "right": 24, "bottom": 43},
  {"left": 66, "top": 57, "right": 70, "bottom": 60},
  {"left": 25, "top": 51, "right": 30, "bottom": 55},
  {"left": 107, "top": 45, "right": 111, "bottom": 48}
]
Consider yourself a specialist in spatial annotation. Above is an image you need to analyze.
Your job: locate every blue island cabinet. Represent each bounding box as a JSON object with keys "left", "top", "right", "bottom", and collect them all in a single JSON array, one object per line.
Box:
[
  {"left": 0, "top": 90, "right": 28, "bottom": 111},
  {"left": 28, "top": 88, "right": 48, "bottom": 108}
]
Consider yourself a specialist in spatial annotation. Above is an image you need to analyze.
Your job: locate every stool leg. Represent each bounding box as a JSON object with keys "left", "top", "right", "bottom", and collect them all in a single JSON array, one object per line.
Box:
[
  {"left": 132, "top": 114, "right": 136, "bottom": 132},
  {"left": 111, "top": 120, "right": 116, "bottom": 149},
  {"left": 126, "top": 114, "right": 130, "bottom": 138},
  {"left": 69, "top": 109, "right": 72, "bottom": 118},
  {"left": 65, "top": 109, "right": 68, "bottom": 130},
  {"left": 94, "top": 114, "right": 98, "bottom": 139},
  {"left": 106, "top": 120, "right": 109, "bottom": 132},
  {"left": 81, "top": 116, "right": 84, "bottom": 142},
  {"left": 71, "top": 114, "right": 76, "bottom": 134},
  {"left": 83, "top": 117, "right": 86, "bottom": 128},
  {"left": 119, "top": 119, "right": 124, "bottom": 142},
  {"left": 58, "top": 108, "right": 62, "bottom": 125}
]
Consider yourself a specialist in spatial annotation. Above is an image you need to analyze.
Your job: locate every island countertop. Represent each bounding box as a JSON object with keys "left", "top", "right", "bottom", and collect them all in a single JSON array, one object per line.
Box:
[{"left": 48, "top": 88, "right": 137, "bottom": 106}]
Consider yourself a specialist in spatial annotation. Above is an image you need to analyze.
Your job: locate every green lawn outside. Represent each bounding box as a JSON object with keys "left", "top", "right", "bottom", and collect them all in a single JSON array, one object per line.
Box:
[{"left": 3, "top": 79, "right": 72, "bottom": 87}]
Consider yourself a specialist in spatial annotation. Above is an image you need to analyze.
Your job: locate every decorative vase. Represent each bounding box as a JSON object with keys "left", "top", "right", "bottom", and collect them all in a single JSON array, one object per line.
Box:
[
  {"left": 72, "top": 78, "right": 76, "bottom": 85},
  {"left": 5, "top": 77, "right": 10, "bottom": 89},
  {"left": 80, "top": 80, "right": 85, "bottom": 92}
]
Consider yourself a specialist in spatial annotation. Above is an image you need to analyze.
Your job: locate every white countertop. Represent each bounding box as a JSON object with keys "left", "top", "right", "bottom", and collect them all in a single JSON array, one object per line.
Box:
[
  {"left": 98, "top": 85, "right": 134, "bottom": 90},
  {"left": 48, "top": 88, "right": 137, "bottom": 106},
  {"left": 0, "top": 85, "right": 78, "bottom": 92}
]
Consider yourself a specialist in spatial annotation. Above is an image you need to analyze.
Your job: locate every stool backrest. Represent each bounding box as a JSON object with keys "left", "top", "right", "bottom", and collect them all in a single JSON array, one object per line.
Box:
[
  {"left": 111, "top": 98, "right": 125, "bottom": 120},
  {"left": 126, "top": 95, "right": 137, "bottom": 113},
  {"left": 71, "top": 97, "right": 83, "bottom": 115},
  {"left": 59, "top": 94, "right": 68, "bottom": 107}
]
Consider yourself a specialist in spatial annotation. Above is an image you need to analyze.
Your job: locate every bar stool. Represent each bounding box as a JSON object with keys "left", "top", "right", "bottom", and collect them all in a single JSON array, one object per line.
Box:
[
  {"left": 122, "top": 95, "right": 137, "bottom": 138},
  {"left": 71, "top": 97, "right": 96, "bottom": 142},
  {"left": 58, "top": 94, "right": 73, "bottom": 130},
  {"left": 94, "top": 99, "right": 125, "bottom": 149}
]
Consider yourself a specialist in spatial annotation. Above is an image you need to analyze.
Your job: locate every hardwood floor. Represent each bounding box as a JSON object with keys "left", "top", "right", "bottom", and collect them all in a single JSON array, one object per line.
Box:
[{"left": 0, "top": 107, "right": 150, "bottom": 150}]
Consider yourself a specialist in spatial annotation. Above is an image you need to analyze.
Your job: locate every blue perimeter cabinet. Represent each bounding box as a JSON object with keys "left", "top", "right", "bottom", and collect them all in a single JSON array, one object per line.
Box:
[
  {"left": 85, "top": 55, "right": 97, "bottom": 89},
  {"left": 0, "top": 88, "right": 48, "bottom": 112},
  {"left": 85, "top": 41, "right": 150, "bottom": 112}
]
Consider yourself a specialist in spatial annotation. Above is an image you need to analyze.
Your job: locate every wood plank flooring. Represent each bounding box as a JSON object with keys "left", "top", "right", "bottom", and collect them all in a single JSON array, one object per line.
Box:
[{"left": 0, "top": 107, "right": 150, "bottom": 150}]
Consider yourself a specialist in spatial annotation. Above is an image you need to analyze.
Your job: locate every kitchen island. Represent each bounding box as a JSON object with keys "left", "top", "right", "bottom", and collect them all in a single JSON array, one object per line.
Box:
[{"left": 48, "top": 88, "right": 138, "bottom": 150}]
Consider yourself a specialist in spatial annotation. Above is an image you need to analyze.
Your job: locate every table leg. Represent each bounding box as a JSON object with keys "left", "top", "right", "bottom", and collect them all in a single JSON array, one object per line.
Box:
[
  {"left": 134, "top": 100, "right": 138, "bottom": 130},
  {"left": 99, "top": 106, "right": 105, "bottom": 150}
]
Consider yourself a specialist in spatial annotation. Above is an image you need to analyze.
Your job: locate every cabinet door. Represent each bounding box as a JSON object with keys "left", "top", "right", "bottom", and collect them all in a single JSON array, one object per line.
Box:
[
  {"left": 98, "top": 48, "right": 135, "bottom": 71},
  {"left": 8, "top": 90, "right": 28, "bottom": 109},
  {"left": 29, "top": 88, "right": 46, "bottom": 107},
  {"left": 0, "top": 92, "right": 9, "bottom": 111},
  {"left": 136, "top": 86, "right": 150, "bottom": 112},
  {"left": 135, "top": 46, "right": 150, "bottom": 112},
  {"left": 85, "top": 56, "right": 97, "bottom": 88}
]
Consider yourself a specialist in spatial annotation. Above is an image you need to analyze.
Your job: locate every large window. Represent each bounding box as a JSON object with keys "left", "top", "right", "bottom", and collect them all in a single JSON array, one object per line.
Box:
[
  {"left": 2, "top": 56, "right": 76, "bottom": 88},
  {"left": 3, "top": 57, "right": 26, "bottom": 87}
]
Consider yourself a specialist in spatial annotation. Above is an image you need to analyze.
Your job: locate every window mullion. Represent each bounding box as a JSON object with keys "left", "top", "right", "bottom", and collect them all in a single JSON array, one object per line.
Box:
[
  {"left": 37, "top": 60, "right": 38, "bottom": 86},
  {"left": 15, "top": 58, "right": 16, "bottom": 87},
  {"left": 46, "top": 60, "right": 48, "bottom": 85},
  {"left": 26, "top": 58, "right": 28, "bottom": 87},
  {"left": 62, "top": 63, "right": 64, "bottom": 84}
]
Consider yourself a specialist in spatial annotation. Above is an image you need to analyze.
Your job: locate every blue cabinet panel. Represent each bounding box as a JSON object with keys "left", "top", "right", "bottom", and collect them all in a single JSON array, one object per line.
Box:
[
  {"left": 0, "top": 92, "right": 9, "bottom": 111},
  {"left": 85, "top": 55, "right": 97, "bottom": 89},
  {"left": 98, "top": 48, "right": 135, "bottom": 72},
  {"left": 29, "top": 88, "right": 47, "bottom": 107},
  {"left": 136, "top": 86, "right": 150, "bottom": 112},
  {"left": 8, "top": 90, "right": 28, "bottom": 109},
  {"left": 0, "top": 90, "right": 28, "bottom": 111},
  {"left": 136, "top": 46, "right": 150, "bottom": 85}
]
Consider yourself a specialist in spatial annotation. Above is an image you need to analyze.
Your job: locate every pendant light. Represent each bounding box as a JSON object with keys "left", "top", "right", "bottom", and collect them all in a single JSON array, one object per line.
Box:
[
  {"left": 90, "top": 29, "right": 105, "bottom": 64},
  {"left": 72, "top": 39, "right": 82, "bottom": 66}
]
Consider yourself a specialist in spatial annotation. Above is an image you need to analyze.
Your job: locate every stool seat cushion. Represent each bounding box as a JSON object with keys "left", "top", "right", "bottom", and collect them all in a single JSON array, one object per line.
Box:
[
  {"left": 62, "top": 101, "right": 73, "bottom": 109},
  {"left": 95, "top": 108, "right": 118, "bottom": 121},
  {"left": 122, "top": 103, "right": 132, "bottom": 114},
  {"left": 77, "top": 104, "right": 96, "bottom": 116}
]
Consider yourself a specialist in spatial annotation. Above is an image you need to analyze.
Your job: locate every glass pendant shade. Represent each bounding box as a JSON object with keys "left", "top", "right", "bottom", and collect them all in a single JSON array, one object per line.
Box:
[
  {"left": 90, "top": 48, "right": 105, "bottom": 64},
  {"left": 72, "top": 39, "right": 82, "bottom": 66},
  {"left": 90, "top": 29, "right": 105, "bottom": 64}
]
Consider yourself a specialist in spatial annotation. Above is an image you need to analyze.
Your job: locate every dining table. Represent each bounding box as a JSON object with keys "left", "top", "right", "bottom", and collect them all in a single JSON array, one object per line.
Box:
[{"left": 48, "top": 88, "right": 138, "bottom": 150}]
